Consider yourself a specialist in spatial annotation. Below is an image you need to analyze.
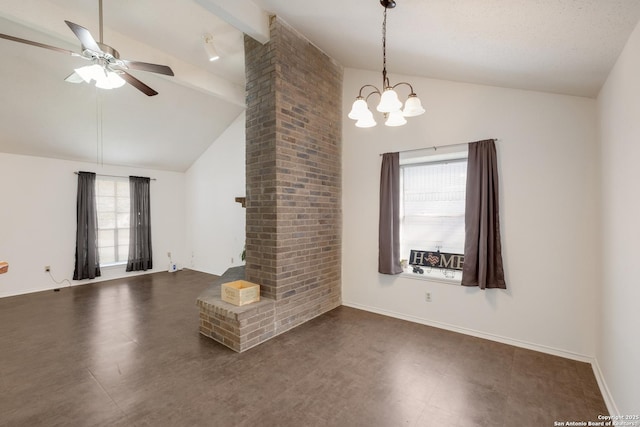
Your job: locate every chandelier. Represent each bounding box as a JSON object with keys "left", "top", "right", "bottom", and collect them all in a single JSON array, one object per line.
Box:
[{"left": 348, "top": 0, "right": 425, "bottom": 128}]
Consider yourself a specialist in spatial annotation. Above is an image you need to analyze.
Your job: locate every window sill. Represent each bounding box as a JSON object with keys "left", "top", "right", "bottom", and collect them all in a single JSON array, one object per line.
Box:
[
  {"left": 400, "top": 270, "right": 461, "bottom": 286},
  {"left": 100, "top": 262, "right": 127, "bottom": 269}
]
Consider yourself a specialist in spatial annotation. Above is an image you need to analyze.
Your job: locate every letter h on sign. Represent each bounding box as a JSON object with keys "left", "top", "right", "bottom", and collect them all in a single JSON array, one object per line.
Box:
[{"left": 409, "top": 251, "right": 427, "bottom": 266}]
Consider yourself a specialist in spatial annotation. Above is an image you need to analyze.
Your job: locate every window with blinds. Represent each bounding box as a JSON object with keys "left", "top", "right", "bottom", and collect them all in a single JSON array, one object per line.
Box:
[
  {"left": 96, "top": 177, "right": 130, "bottom": 266},
  {"left": 400, "top": 156, "right": 467, "bottom": 280}
]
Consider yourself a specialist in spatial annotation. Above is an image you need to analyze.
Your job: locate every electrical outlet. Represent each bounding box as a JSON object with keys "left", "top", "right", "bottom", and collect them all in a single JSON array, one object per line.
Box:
[
  {"left": 231, "top": 257, "right": 234, "bottom": 264},
  {"left": 425, "top": 292, "right": 432, "bottom": 302},
  {"left": 44, "top": 266, "right": 51, "bottom": 272},
  {"left": 167, "top": 251, "right": 171, "bottom": 258}
]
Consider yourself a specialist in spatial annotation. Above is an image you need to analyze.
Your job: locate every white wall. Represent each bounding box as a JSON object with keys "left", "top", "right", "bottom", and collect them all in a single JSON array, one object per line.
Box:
[
  {"left": 342, "top": 68, "right": 599, "bottom": 359},
  {"left": 597, "top": 20, "right": 640, "bottom": 414},
  {"left": 185, "top": 111, "right": 246, "bottom": 275},
  {"left": 0, "top": 153, "right": 186, "bottom": 298},
  {"left": 0, "top": 111, "right": 246, "bottom": 297}
]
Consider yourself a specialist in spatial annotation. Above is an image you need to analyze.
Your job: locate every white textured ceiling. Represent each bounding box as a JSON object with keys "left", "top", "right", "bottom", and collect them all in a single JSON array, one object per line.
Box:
[
  {"left": 1, "top": 0, "right": 640, "bottom": 170},
  {"left": 255, "top": 0, "right": 640, "bottom": 97}
]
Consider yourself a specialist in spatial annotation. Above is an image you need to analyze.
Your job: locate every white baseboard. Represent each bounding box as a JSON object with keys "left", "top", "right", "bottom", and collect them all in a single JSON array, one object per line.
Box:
[{"left": 590, "top": 358, "right": 619, "bottom": 415}]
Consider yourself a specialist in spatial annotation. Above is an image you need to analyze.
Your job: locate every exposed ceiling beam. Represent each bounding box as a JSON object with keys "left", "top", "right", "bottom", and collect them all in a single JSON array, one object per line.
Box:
[{"left": 194, "top": 0, "right": 270, "bottom": 44}]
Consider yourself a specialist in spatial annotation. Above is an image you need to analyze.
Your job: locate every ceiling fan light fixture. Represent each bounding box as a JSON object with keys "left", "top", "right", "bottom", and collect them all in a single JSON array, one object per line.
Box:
[
  {"left": 96, "top": 70, "right": 126, "bottom": 90},
  {"left": 74, "top": 64, "right": 103, "bottom": 84},
  {"left": 74, "top": 64, "right": 125, "bottom": 89},
  {"left": 65, "top": 71, "right": 86, "bottom": 84},
  {"left": 0, "top": 0, "right": 174, "bottom": 96},
  {"left": 203, "top": 34, "right": 220, "bottom": 62}
]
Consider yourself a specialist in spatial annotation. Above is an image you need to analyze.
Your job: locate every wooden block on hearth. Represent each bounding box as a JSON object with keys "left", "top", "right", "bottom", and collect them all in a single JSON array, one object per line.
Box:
[{"left": 221, "top": 280, "right": 260, "bottom": 306}]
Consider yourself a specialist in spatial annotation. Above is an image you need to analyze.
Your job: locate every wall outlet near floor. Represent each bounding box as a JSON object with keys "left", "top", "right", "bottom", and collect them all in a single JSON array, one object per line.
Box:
[
  {"left": 425, "top": 292, "right": 432, "bottom": 302},
  {"left": 44, "top": 265, "right": 50, "bottom": 272}
]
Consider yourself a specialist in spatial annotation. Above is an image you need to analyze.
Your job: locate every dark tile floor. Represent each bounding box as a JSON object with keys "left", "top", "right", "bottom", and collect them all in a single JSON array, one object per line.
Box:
[{"left": 0, "top": 270, "right": 607, "bottom": 426}]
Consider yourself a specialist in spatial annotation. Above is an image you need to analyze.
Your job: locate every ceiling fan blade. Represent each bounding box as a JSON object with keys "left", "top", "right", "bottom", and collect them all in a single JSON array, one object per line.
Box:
[
  {"left": 121, "top": 60, "right": 174, "bottom": 76},
  {"left": 0, "top": 33, "right": 80, "bottom": 56},
  {"left": 120, "top": 70, "right": 158, "bottom": 96},
  {"left": 64, "top": 20, "right": 102, "bottom": 53}
]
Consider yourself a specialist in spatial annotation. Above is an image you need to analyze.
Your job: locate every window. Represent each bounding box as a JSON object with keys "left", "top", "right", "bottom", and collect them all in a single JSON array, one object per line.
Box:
[
  {"left": 96, "top": 177, "right": 130, "bottom": 266},
  {"left": 399, "top": 148, "right": 468, "bottom": 281}
]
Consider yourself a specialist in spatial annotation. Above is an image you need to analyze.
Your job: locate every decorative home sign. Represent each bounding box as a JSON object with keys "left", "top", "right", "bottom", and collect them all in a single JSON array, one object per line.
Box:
[{"left": 409, "top": 250, "right": 464, "bottom": 271}]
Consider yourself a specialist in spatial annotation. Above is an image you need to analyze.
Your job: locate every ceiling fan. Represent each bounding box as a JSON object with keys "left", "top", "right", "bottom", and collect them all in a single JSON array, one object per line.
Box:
[{"left": 0, "top": 0, "right": 174, "bottom": 96}]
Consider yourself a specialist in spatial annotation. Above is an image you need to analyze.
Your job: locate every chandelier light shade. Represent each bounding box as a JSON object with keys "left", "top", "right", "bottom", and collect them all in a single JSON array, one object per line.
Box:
[
  {"left": 348, "top": 97, "right": 369, "bottom": 120},
  {"left": 203, "top": 34, "right": 220, "bottom": 62},
  {"left": 348, "top": 0, "right": 425, "bottom": 128},
  {"left": 385, "top": 110, "right": 407, "bottom": 127},
  {"left": 356, "top": 110, "right": 377, "bottom": 128},
  {"left": 402, "top": 93, "right": 426, "bottom": 117},
  {"left": 377, "top": 87, "right": 403, "bottom": 113}
]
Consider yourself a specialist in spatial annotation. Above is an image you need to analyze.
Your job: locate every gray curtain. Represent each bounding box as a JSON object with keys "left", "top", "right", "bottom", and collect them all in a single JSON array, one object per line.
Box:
[
  {"left": 379, "top": 152, "right": 403, "bottom": 274},
  {"left": 126, "top": 176, "right": 153, "bottom": 272},
  {"left": 461, "top": 139, "right": 507, "bottom": 289},
  {"left": 73, "top": 172, "right": 101, "bottom": 280}
]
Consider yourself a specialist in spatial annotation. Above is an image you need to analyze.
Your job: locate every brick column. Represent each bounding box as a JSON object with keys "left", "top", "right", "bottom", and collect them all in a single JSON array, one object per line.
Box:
[{"left": 245, "top": 16, "right": 342, "bottom": 334}]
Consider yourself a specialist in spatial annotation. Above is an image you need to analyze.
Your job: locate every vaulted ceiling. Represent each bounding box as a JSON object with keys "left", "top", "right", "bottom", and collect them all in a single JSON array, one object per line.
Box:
[
  {"left": 0, "top": 0, "right": 246, "bottom": 172},
  {"left": 2, "top": 0, "right": 640, "bottom": 171}
]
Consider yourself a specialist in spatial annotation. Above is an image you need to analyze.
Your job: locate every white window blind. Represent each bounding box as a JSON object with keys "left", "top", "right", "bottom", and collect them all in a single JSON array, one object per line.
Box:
[
  {"left": 96, "top": 177, "right": 130, "bottom": 266},
  {"left": 399, "top": 147, "right": 468, "bottom": 281}
]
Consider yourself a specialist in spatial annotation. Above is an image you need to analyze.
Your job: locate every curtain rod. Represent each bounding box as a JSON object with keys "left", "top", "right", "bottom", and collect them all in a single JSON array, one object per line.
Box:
[
  {"left": 74, "top": 172, "right": 156, "bottom": 181},
  {"left": 379, "top": 138, "right": 499, "bottom": 156}
]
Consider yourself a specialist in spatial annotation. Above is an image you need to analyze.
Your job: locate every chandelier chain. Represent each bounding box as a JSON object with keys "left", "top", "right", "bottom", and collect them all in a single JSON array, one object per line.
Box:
[{"left": 382, "top": 6, "right": 388, "bottom": 88}]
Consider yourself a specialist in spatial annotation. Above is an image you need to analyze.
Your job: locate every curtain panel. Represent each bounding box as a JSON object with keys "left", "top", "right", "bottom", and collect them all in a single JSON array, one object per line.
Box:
[
  {"left": 461, "top": 139, "right": 507, "bottom": 289},
  {"left": 379, "top": 152, "right": 403, "bottom": 275},
  {"left": 126, "top": 176, "right": 153, "bottom": 272},
  {"left": 73, "top": 171, "right": 101, "bottom": 280}
]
